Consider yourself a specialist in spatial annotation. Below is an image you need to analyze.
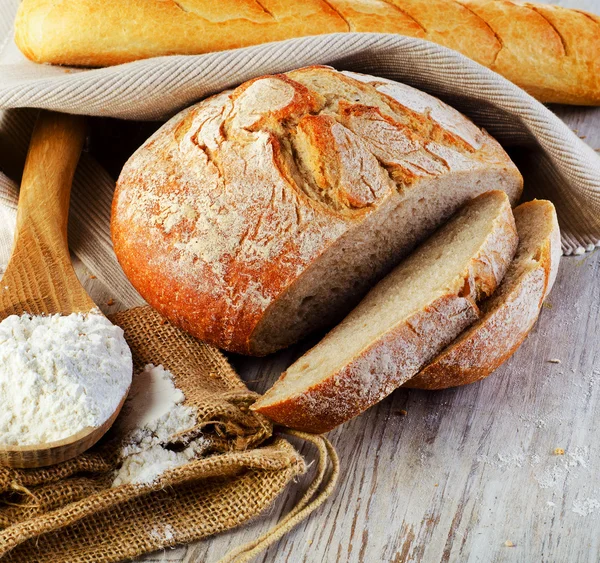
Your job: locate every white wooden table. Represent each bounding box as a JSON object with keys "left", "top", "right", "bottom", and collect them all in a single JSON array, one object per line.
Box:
[
  {"left": 75, "top": 102, "right": 594, "bottom": 563},
  {"left": 68, "top": 1, "right": 600, "bottom": 559}
]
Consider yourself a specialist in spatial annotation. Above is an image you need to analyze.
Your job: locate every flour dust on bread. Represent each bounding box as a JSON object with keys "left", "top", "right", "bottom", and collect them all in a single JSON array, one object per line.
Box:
[
  {"left": 112, "top": 67, "right": 522, "bottom": 355},
  {"left": 15, "top": 0, "right": 600, "bottom": 105},
  {"left": 251, "top": 191, "right": 518, "bottom": 433},
  {"left": 404, "top": 199, "right": 561, "bottom": 391}
]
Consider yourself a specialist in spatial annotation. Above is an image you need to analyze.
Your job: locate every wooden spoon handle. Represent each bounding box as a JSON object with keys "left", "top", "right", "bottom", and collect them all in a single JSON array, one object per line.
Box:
[
  {"left": 16, "top": 111, "right": 86, "bottom": 257},
  {"left": 0, "top": 111, "right": 92, "bottom": 318}
]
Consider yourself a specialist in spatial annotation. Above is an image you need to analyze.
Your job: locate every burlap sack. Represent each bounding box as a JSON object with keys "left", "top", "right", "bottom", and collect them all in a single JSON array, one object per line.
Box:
[{"left": 0, "top": 305, "right": 338, "bottom": 563}]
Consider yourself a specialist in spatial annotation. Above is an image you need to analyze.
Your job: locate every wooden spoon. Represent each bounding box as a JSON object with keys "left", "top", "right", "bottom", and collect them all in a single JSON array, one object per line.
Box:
[{"left": 0, "top": 111, "right": 129, "bottom": 468}]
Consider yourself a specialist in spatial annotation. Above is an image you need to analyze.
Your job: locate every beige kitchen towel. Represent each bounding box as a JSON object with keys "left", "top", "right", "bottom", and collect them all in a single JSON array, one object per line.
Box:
[{"left": 0, "top": 0, "right": 599, "bottom": 254}]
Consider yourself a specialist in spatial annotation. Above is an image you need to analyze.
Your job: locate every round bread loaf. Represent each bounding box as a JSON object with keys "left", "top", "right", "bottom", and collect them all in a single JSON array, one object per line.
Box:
[{"left": 112, "top": 66, "right": 523, "bottom": 355}]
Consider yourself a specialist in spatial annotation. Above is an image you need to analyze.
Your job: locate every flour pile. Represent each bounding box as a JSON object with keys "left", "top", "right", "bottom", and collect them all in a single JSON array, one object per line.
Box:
[
  {"left": 112, "top": 364, "right": 207, "bottom": 487},
  {"left": 0, "top": 310, "right": 132, "bottom": 446}
]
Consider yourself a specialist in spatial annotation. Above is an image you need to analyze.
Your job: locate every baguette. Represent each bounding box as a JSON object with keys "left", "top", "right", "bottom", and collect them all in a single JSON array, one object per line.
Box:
[
  {"left": 112, "top": 67, "right": 522, "bottom": 356},
  {"left": 15, "top": 0, "right": 600, "bottom": 105},
  {"left": 251, "top": 191, "right": 518, "bottom": 433},
  {"left": 404, "top": 199, "right": 561, "bottom": 390}
]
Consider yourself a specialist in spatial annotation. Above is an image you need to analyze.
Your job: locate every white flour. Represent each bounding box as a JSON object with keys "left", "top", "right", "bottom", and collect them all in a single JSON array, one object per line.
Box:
[
  {"left": 536, "top": 446, "right": 590, "bottom": 490},
  {"left": 150, "top": 524, "right": 175, "bottom": 543},
  {"left": 112, "top": 364, "right": 207, "bottom": 487},
  {"left": 572, "top": 498, "right": 600, "bottom": 517},
  {"left": 0, "top": 310, "right": 132, "bottom": 446}
]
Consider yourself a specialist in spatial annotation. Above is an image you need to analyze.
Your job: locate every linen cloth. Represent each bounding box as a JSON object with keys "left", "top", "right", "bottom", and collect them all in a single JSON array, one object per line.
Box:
[{"left": 0, "top": 2, "right": 599, "bottom": 256}]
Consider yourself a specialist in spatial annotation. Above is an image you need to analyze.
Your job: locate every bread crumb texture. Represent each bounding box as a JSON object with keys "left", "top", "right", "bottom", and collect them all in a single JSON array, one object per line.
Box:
[
  {"left": 252, "top": 191, "right": 517, "bottom": 432},
  {"left": 404, "top": 199, "right": 560, "bottom": 390}
]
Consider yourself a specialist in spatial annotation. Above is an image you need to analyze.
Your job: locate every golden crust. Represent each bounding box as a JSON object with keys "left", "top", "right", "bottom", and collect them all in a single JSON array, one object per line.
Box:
[
  {"left": 14, "top": 0, "right": 347, "bottom": 66},
  {"left": 255, "top": 294, "right": 481, "bottom": 433},
  {"left": 458, "top": 0, "right": 600, "bottom": 104},
  {"left": 403, "top": 265, "right": 547, "bottom": 390},
  {"left": 15, "top": 0, "right": 600, "bottom": 104}
]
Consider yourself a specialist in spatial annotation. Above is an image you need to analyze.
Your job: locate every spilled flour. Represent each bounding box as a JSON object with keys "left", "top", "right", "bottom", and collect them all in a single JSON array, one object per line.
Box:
[
  {"left": 535, "top": 446, "right": 590, "bottom": 490},
  {"left": 475, "top": 452, "right": 529, "bottom": 470},
  {"left": 477, "top": 446, "right": 590, "bottom": 490},
  {"left": 150, "top": 524, "right": 175, "bottom": 542},
  {"left": 112, "top": 364, "right": 209, "bottom": 487},
  {"left": 572, "top": 498, "right": 600, "bottom": 517}
]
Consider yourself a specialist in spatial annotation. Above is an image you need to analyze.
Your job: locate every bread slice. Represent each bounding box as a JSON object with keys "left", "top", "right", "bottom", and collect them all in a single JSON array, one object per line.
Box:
[
  {"left": 404, "top": 199, "right": 561, "bottom": 390},
  {"left": 112, "top": 67, "right": 523, "bottom": 356},
  {"left": 251, "top": 191, "right": 518, "bottom": 433}
]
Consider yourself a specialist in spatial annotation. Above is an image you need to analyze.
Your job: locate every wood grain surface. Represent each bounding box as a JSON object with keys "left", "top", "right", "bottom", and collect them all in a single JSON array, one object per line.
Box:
[
  {"left": 0, "top": 111, "right": 91, "bottom": 319},
  {"left": 78, "top": 101, "right": 594, "bottom": 562}
]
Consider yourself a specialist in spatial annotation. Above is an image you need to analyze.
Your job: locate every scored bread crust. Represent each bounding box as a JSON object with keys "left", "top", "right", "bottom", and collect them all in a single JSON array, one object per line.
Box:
[
  {"left": 252, "top": 191, "right": 518, "bottom": 433},
  {"left": 404, "top": 199, "right": 561, "bottom": 390},
  {"left": 14, "top": 0, "right": 600, "bottom": 105},
  {"left": 112, "top": 66, "right": 522, "bottom": 356}
]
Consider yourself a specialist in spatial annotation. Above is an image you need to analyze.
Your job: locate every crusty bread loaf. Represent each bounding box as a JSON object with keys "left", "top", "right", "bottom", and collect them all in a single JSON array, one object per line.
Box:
[
  {"left": 404, "top": 199, "right": 561, "bottom": 390},
  {"left": 251, "top": 191, "right": 518, "bottom": 433},
  {"left": 112, "top": 67, "right": 522, "bottom": 356},
  {"left": 15, "top": 0, "right": 600, "bottom": 105}
]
